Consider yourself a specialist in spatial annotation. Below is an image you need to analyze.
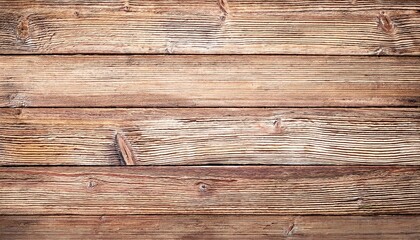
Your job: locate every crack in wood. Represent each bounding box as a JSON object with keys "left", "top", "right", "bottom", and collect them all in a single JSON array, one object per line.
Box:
[
  {"left": 115, "top": 132, "right": 137, "bottom": 166},
  {"left": 217, "top": 0, "right": 229, "bottom": 15},
  {"left": 285, "top": 221, "right": 295, "bottom": 236}
]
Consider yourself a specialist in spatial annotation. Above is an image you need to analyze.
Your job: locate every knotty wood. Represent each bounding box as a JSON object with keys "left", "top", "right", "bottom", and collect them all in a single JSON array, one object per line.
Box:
[
  {"left": 1, "top": 215, "right": 419, "bottom": 239},
  {"left": 115, "top": 132, "right": 137, "bottom": 166},
  {"left": 1, "top": 108, "right": 419, "bottom": 165},
  {"left": 1, "top": 55, "right": 419, "bottom": 107},
  {"left": 0, "top": 166, "right": 419, "bottom": 215},
  {"left": 0, "top": 1, "right": 419, "bottom": 54}
]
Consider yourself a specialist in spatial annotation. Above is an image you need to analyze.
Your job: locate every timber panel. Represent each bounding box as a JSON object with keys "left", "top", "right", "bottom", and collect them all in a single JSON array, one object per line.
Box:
[
  {"left": 0, "top": 108, "right": 419, "bottom": 165},
  {"left": 1, "top": 55, "right": 419, "bottom": 107},
  {"left": 0, "top": 166, "right": 419, "bottom": 215},
  {"left": 0, "top": 0, "right": 419, "bottom": 54}
]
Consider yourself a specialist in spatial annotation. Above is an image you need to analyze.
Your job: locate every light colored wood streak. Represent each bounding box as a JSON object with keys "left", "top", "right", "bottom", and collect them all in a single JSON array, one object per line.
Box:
[
  {"left": 1, "top": 215, "right": 419, "bottom": 239},
  {"left": 0, "top": 166, "right": 419, "bottom": 215},
  {"left": 0, "top": 1, "right": 419, "bottom": 54},
  {"left": 1, "top": 55, "right": 419, "bottom": 107},
  {"left": 0, "top": 108, "right": 419, "bottom": 166}
]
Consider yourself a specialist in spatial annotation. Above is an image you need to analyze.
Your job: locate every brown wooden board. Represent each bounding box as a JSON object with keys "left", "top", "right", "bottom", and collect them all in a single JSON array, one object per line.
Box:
[
  {"left": 1, "top": 215, "right": 420, "bottom": 239},
  {"left": 1, "top": 55, "right": 419, "bottom": 107},
  {"left": 1, "top": 1, "right": 420, "bottom": 237},
  {"left": 1, "top": 108, "right": 419, "bottom": 166},
  {"left": 0, "top": 1, "right": 419, "bottom": 54},
  {"left": 0, "top": 166, "right": 419, "bottom": 215}
]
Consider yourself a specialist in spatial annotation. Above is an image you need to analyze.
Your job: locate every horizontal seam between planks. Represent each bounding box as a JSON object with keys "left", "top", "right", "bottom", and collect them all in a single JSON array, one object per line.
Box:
[
  {"left": 1, "top": 213, "right": 420, "bottom": 217},
  {"left": 0, "top": 213, "right": 420, "bottom": 216},
  {"left": 1, "top": 106, "right": 419, "bottom": 109},
  {"left": 1, "top": 164, "right": 420, "bottom": 167},
  {"left": 0, "top": 53, "right": 420, "bottom": 57}
]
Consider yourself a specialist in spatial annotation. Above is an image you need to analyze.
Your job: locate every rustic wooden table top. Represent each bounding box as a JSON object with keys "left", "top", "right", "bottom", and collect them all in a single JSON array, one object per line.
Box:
[{"left": 0, "top": 0, "right": 419, "bottom": 239}]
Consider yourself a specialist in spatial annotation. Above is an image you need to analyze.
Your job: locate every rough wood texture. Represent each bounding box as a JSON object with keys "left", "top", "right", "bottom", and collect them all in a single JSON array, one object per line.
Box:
[
  {"left": 1, "top": 166, "right": 419, "bottom": 215},
  {"left": 0, "top": 1, "right": 419, "bottom": 54},
  {"left": 1, "top": 215, "right": 419, "bottom": 239},
  {"left": 1, "top": 55, "right": 419, "bottom": 107},
  {"left": 1, "top": 108, "right": 419, "bottom": 166}
]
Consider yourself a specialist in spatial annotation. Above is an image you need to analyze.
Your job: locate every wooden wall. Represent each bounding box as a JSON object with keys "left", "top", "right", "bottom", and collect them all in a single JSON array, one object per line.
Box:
[{"left": 0, "top": 0, "right": 419, "bottom": 239}]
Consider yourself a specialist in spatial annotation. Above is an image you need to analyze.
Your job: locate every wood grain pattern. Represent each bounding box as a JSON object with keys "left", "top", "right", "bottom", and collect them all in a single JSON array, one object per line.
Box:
[
  {"left": 2, "top": 0, "right": 420, "bottom": 237},
  {"left": 0, "top": 166, "right": 419, "bottom": 215},
  {"left": 0, "top": 1, "right": 419, "bottom": 54},
  {"left": 1, "top": 55, "right": 419, "bottom": 107},
  {"left": 1, "top": 215, "right": 419, "bottom": 239},
  {"left": 1, "top": 108, "right": 419, "bottom": 166}
]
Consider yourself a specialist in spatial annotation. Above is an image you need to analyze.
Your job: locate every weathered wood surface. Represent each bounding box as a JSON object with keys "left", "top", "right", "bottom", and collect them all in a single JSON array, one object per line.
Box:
[
  {"left": 1, "top": 1, "right": 419, "bottom": 54},
  {"left": 1, "top": 55, "right": 419, "bottom": 107},
  {"left": 1, "top": 215, "right": 419, "bottom": 240},
  {"left": 0, "top": 166, "right": 419, "bottom": 215},
  {"left": 1, "top": 108, "right": 419, "bottom": 166}
]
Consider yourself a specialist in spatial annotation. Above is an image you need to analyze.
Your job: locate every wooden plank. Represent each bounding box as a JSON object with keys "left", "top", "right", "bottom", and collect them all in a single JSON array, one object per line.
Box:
[
  {"left": 0, "top": 166, "right": 419, "bottom": 215},
  {"left": 1, "top": 215, "right": 419, "bottom": 240},
  {"left": 1, "top": 55, "right": 419, "bottom": 107},
  {"left": 0, "top": 1, "right": 419, "bottom": 54},
  {"left": 1, "top": 108, "right": 419, "bottom": 166}
]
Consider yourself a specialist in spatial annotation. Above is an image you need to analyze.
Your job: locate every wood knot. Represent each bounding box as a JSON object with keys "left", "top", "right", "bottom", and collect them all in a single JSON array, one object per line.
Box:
[
  {"left": 274, "top": 119, "right": 285, "bottom": 134},
  {"left": 115, "top": 132, "right": 137, "bottom": 165},
  {"left": 378, "top": 12, "right": 395, "bottom": 34},
  {"left": 258, "top": 119, "right": 285, "bottom": 135},
  {"left": 17, "top": 16, "right": 30, "bottom": 40},
  {"left": 87, "top": 180, "right": 97, "bottom": 188},
  {"left": 122, "top": 0, "right": 131, "bottom": 12},
  {"left": 273, "top": 119, "right": 282, "bottom": 130},
  {"left": 373, "top": 46, "right": 399, "bottom": 55},
  {"left": 198, "top": 182, "right": 209, "bottom": 193},
  {"left": 122, "top": 5, "right": 131, "bottom": 12},
  {"left": 11, "top": 108, "right": 22, "bottom": 116}
]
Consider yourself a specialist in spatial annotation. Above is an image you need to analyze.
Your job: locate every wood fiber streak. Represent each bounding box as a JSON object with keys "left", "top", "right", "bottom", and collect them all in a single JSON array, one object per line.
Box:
[
  {"left": 0, "top": 166, "right": 419, "bottom": 215},
  {"left": 0, "top": 1, "right": 419, "bottom": 54},
  {"left": 0, "top": 108, "right": 419, "bottom": 166},
  {"left": 1, "top": 55, "right": 419, "bottom": 107},
  {"left": 1, "top": 215, "right": 420, "bottom": 240}
]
